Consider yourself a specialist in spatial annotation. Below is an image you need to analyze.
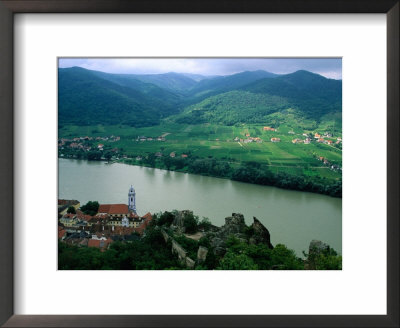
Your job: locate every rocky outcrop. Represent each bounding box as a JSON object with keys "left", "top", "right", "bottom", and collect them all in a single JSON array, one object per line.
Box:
[
  {"left": 171, "top": 210, "right": 193, "bottom": 233},
  {"left": 205, "top": 213, "right": 274, "bottom": 255},
  {"left": 249, "top": 217, "right": 273, "bottom": 249},
  {"left": 209, "top": 236, "right": 226, "bottom": 256},
  {"left": 166, "top": 211, "right": 275, "bottom": 264},
  {"left": 197, "top": 246, "right": 208, "bottom": 264},
  {"left": 220, "top": 213, "right": 247, "bottom": 237}
]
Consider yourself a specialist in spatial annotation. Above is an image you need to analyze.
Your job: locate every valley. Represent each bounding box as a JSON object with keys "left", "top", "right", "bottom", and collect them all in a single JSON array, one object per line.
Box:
[{"left": 58, "top": 65, "right": 342, "bottom": 196}]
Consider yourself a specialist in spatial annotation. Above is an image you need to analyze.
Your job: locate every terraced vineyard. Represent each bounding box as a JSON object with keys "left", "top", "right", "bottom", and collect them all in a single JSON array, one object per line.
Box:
[{"left": 59, "top": 122, "right": 342, "bottom": 181}]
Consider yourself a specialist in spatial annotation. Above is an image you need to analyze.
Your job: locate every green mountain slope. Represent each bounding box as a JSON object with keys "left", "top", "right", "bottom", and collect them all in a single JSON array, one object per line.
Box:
[
  {"left": 173, "top": 70, "right": 341, "bottom": 126},
  {"left": 174, "top": 90, "right": 290, "bottom": 125},
  {"left": 58, "top": 67, "right": 181, "bottom": 127},
  {"left": 58, "top": 67, "right": 341, "bottom": 129},
  {"left": 89, "top": 70, "right": 183, "bottom": 105},
  {"left": 188, "top": 70, "right": 278, "bottom": 99},
  {"left": 241, "top": 70, "right": 342, "bottom": 118}
]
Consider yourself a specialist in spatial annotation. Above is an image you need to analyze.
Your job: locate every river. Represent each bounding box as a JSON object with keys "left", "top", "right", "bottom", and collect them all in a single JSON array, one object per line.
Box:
[{"left": 58, "top": 158, "right": 342, "bottom": 256}]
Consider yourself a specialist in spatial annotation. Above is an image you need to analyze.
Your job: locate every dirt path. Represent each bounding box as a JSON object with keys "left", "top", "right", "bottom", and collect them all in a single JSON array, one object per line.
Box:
[{"left": 184, "top": 232, "right": 204, "bottom": 241}]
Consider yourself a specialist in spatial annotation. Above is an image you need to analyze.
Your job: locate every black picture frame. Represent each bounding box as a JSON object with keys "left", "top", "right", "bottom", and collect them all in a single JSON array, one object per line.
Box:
[{"left": 0, "top": 1, "right": 398, "bottom": 327}]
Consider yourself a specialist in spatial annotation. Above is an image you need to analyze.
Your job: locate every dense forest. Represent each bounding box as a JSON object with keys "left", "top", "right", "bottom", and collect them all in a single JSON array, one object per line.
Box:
[{"left": 58, "top": 67, "right": 341, "bottom": 128}]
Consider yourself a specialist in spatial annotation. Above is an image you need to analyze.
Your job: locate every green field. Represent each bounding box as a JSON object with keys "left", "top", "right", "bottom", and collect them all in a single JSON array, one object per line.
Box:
[{"left": 59, "top": 122, "right": 342, "bottom": 182}]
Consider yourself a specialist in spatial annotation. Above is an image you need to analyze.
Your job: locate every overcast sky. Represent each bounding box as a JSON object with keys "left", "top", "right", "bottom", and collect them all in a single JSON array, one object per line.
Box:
[{"left": 59, "top": 58, "right": 342, "bottom": 79}]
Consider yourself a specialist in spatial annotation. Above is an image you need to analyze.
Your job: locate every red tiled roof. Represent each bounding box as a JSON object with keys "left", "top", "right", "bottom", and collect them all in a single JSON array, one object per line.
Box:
[
  {"left": 76, "top": 213, "right": 92, "bottom": 221},
  {"left": 142, "top": 212, "right": 153, "bottom": 222},
  {"left": 98, "top": 204, "right": 129, "bottom": 215},
  {"left": 88, "top": 239, "right": 101, "bottom": 247},
  {"left": 88, "top": 238, "right": 113, "bottom": 250},
  {"left": 98, "top": 204, "right": 111, "bottom": 213}
]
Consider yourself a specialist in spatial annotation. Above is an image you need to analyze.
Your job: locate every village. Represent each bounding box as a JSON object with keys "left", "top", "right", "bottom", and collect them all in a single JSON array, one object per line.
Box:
[
  {"left": 236, "top": 126, "right": 342, "bottom": 146},
  {"left": 58, "top": 125, "right": 342, "bottom": 173},
  {"left": 58, "top": 186, "right": 153, "bottom": 252}
]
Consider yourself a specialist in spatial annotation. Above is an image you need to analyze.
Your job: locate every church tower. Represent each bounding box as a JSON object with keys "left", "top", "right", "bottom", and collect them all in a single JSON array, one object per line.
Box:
[{"left": 128, "top": 185, "right": 136, "bottom": 213}]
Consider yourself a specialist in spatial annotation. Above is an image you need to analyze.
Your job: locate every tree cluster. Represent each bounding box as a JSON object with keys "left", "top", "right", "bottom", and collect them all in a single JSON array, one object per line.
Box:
[{"left": 80, "top": 201, "right": 100, "bottom": 216}]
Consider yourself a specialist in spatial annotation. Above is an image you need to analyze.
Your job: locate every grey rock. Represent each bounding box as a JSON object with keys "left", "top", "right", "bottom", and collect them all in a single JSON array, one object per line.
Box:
[
  {"left": 219, "top": 213, "right": 247, "bottom": 238},
  {"left": 185, "top": 257, "right": 195, "bottom": 269},
  {"left": 248, "top": 217, "right": 273, "bottom": 249},
  {"left": 197, "top": 246, "right": 208, "bottom": 263}
]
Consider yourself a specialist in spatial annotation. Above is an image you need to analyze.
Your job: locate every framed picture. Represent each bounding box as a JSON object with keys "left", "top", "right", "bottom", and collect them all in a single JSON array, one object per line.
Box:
[{"left": 0, "top": 0, "right": 398, "bottom": 327}]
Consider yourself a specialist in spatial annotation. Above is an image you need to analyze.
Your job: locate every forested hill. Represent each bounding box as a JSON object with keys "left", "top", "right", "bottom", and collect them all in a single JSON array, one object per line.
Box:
[
  {"left": 58, "top": 67, "right": 341, "bottom": 127},
  {"left": 174, "top": 70, "right": 342, "bottom": 125},
  {"left": 186, "top": 70, "right": 278, "bottom": 99},
  {"left": 58, "top": 67, "right": 183, "bottom": 127},
  {"left": 242, "top": 70, "right": 342, "bottom": 117}
]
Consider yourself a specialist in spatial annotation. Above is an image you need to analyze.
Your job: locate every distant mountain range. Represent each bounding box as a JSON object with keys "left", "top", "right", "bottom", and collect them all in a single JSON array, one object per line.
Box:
[{"left": 58, "top": 67, "right": 342, "bottom": 127}]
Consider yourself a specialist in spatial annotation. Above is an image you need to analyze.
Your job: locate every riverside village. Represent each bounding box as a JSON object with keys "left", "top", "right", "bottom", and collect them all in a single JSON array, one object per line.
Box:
[{"left": 58, "top": 185, "right": 341, "bottom": 270}]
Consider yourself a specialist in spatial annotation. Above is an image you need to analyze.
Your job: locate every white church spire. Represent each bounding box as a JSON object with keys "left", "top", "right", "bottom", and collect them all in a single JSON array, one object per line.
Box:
[{"left": 128, "top": 185, "right": 136, "bottom": 213}]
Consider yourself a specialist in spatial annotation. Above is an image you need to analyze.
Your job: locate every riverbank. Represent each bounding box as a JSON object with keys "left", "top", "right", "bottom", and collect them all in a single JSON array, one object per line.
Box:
[{"left": 59, "top": 154, "right": 341, "bottom": 198}]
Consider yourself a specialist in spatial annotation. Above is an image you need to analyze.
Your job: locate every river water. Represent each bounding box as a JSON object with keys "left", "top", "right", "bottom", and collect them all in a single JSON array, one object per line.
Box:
[{"left": 58, "top": 158, "right": 342, "bottom": 256}]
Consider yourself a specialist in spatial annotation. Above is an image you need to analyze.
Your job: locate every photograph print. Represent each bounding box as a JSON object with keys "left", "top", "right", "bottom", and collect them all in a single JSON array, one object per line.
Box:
[{"left": 58, "top": 58, "right": 342, "bottom": 270}]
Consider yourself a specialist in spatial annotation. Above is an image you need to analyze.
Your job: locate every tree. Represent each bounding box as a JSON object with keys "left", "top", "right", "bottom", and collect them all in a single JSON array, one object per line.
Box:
[
  {"left": 80, "top": 201, "right": 99, "bottom": 216},
  {"left": 145, "top": 153, "right": 156, "bottom": 166},
  {"left": 270, "top": 244, "right": 304, "bottom": 270},
  {"left": 163, "top": 157, "right": 173, "bottom": 170},
  {"left": 87, "top": 150, "right": 102, "bottom": 161},
  {"left": 67, "top": 206, "right": 76, "bottom": 214},
  {"left": 157, "top": 211, "right": 175, "bottom": 226},
  {"left": 104, "top": 152, "right": 113, "bottom": 162}
]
